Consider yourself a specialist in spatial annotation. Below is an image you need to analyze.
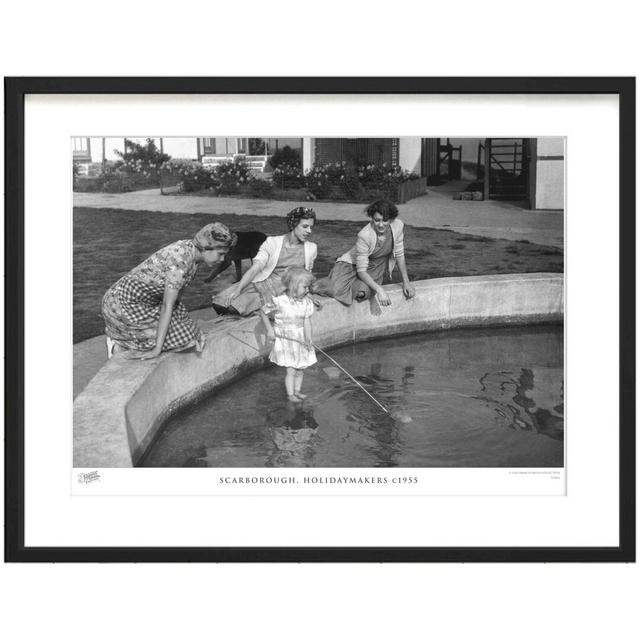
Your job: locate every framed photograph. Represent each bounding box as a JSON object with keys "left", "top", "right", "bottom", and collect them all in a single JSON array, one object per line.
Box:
[{"left": 5, "top": 77, "right": 635, "bottom": 562}]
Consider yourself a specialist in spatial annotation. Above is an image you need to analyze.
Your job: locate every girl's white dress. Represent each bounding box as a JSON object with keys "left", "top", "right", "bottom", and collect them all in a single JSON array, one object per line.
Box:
[{"left": 263, "top": 294, "right": 317, "bottom": 369}]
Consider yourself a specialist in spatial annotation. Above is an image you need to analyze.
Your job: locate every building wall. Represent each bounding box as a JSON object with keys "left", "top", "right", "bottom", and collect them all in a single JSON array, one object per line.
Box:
[
  {"left": 302, "top": 138, "right": 315, "bottom": 172},
  {"left": 447, "top": 138, "right": 483, "bottom": 164},
  {"left": 398, "top": 137, "right": 422, "bottom": 173},
  {"left": 537, "top": 137, "right": 564, "bottom": 157},
  {"left": 214, "top": 137, "right": 238, "bottom": 154},
  {"left": 162, "top": 138, "right": 197, "bottom": 159},
  {"left": 534, "top": 137, "right": 564, "bottom": 210}
]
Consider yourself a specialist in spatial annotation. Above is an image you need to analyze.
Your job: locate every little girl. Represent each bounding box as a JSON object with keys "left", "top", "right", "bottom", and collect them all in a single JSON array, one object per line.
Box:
[{"left": 260, "top": 267, "right": 317, "bottom": 402}]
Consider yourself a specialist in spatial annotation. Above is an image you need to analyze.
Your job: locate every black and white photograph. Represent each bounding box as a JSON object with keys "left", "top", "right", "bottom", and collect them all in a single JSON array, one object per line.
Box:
[
  {"left": 72, "top": 135, "right": 564, "bottom": 472},
  {"left": 2, "top": 3, "right": 638, "bottom": 638},
  {"left": 6, "top": 77, "right": 633, "bottom": 563}
]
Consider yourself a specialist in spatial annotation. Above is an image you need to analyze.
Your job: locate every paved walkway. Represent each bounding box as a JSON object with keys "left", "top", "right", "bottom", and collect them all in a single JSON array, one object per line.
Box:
[
  {"left": 73, "top": 184, "right": 564, "bottom": 397},
  {"left": 74, "top": 182, "right": 564, "bottom": 248}
]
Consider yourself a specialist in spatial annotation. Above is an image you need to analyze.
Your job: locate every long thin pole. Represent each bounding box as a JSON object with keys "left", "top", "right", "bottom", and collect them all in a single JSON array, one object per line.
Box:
[
  {"left": 232, "top": 329, "right": 391, "bottom": 415},
  {"left": 311, "top": 341, "right": 391, "bottom": 415}
]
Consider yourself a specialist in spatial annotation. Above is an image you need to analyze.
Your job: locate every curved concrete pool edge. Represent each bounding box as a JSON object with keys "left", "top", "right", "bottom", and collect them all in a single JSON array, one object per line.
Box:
[{"left": 73, "top": 273, "right": 564, "bottom": 468}]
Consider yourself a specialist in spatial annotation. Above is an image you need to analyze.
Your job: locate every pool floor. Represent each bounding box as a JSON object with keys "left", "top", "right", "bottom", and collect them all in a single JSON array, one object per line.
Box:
[{"left": 142, "top": 325, "right": 564, "bottom": 468}]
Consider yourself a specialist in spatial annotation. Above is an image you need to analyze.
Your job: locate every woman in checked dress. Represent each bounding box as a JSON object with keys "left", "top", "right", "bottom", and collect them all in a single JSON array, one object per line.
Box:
[
  {"left": 101, "top": 222, "right": 235, "bottom": 360},
  {"left": 260, "top": 267, "right": 317, "bottom": 402}
]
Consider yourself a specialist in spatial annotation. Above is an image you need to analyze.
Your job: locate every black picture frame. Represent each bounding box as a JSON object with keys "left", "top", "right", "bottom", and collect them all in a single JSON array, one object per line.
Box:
[{"left": 4, "top": 76, "right": 635, "bottom": 563}]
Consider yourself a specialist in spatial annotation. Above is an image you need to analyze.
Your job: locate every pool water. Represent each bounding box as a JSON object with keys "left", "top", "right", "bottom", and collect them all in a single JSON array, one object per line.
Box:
[{"left": 142, "top": 325, "right": 564, "bottom": 468}]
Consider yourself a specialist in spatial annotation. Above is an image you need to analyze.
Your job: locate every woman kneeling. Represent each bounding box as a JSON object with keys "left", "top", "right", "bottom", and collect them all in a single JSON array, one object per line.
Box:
[{"left": 314, "top": 199, "right": 414, "bottom": 306}]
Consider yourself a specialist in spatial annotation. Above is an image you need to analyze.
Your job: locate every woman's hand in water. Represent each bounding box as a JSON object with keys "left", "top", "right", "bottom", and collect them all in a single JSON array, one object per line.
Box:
[
  {"left": 375, "top": 288, "right": 392, "bottom": 306},
  {"left": 402, "top": 280, "right": 415, "bottom": 299}
]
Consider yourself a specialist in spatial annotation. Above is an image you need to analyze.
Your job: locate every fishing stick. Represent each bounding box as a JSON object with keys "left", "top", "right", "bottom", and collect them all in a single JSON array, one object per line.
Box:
[
  {"left": 231, "top": 329, "right": 391, "bottom": 416},
  {"left": 310, "top": 341, "right": 391, "bottom": 416}
]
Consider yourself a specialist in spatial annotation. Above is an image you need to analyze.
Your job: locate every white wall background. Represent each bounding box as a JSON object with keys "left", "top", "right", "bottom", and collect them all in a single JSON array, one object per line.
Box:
[
  {"left": 536, "top": 136, "right": 565, "bottom": 209},
  {"left": 1, "top": 3, "right": 638, "bottom": 640},
  {"left": 398, "top": 136, "right": 422, "bottom": 172}
]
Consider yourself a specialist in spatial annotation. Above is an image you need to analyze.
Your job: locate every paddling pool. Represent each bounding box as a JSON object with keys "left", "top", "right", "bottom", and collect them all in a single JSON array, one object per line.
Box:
[{"left": 141, "top": 324, "right": 564, "bottom": 468}]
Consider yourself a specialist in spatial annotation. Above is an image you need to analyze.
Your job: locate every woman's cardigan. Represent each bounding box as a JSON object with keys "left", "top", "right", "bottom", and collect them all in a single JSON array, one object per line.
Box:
[
  {"left": 336, "top": 219, "right": 405, "bottom": 275},
  {"left": 251, "top": 235, "right": 318, "bottom": 282}
]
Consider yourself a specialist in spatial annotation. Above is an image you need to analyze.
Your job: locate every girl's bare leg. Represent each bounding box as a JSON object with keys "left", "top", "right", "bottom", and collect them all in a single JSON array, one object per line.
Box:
[
  {"left": 285, "top": 367, "right": 300, "bottom": 401},
  {"left": 294, "top": 369, "right": 306, "bottom": 398}
]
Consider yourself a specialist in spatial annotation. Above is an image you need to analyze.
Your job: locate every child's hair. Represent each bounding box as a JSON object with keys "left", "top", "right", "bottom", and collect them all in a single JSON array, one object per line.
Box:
[{"left": 282, "top": 267, "right": 315, "bottom": 294}]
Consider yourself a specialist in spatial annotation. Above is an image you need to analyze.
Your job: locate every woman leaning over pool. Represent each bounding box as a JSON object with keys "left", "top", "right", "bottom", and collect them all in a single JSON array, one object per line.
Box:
[
  {"left": 212, "top": 207, "right": 317, "bottom": 316},
  {"left": 314, "top": 199, "right": 415, "bottom": 306},
  {"left": 102, "top": 222, "right": 236, "bottom": 360}
]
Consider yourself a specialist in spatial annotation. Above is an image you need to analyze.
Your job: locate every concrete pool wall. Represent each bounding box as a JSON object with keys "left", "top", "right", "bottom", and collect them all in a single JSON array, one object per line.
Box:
[{"left": 73, "top": 273, "right": 564, "bottom": 467}]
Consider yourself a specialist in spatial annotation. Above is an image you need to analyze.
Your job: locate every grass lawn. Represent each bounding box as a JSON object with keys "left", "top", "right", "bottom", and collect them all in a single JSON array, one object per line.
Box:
[{"left": 74, "top": 207, "right": 564, "bottom": 343}]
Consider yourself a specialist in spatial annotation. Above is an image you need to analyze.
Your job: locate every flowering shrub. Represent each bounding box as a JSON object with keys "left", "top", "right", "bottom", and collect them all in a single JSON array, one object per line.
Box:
[
  {"left": 342, "top": 171, "right": 362, "bottom": 199},
  {"left": 160, "top": 159, "right": 217, "bottom": 192},
  {"left": 358, "top": 163, "right": 418, "bottom": 189},
  {"left": 160, "top": 159, "right": 252, "bottom": 194},
  {"left": 269, "top": 145, "right": 301, "bottom": 169},
  {"left": 115, "top": 138, "right": 170, "bottom": 182},
  {"left": 273, "top": 162, "right": 305, "bottom": 189},
  {"left": 74, "top": 162, "right": 152, "bottom": 193},
  {"left": 152, "top": 158, "right": 423, "bottom": 202},
  {"left": 321, "top": 161, "right": 348, "bottom": 185},
  {"left": 305, "top": 165, "right": 332, "bottom": 198},
  {"left": 302, "top": 161, "right": 418, "bottom": 200},
  {"left": 215, "top": 160, "right": 252, "bottom": 195}
]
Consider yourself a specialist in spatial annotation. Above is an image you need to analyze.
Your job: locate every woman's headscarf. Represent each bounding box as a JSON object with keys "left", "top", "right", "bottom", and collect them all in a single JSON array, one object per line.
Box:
[
  {"left": 193, "top": 222, "right": 236, "bottom": 251},
  {"left": 286, "top": 207, "right": 316, "bottom": 231}
]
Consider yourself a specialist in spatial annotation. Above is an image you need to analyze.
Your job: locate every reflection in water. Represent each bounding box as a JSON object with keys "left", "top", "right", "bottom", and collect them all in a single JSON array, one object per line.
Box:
[
  {"left": 266, "top": 404, "right": 319, "bottom": 467},
  {"left": 341, "top": 361, "right": 410, "bottom": 467},
  {"left": 142, "top": 325, "right": 564, "bottom": 468},
  {"left": 476, "top": 368, "right": 564, "bottom": 441}
]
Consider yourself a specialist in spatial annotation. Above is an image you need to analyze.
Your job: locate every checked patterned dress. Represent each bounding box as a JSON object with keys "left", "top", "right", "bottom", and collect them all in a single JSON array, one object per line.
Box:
[{"left": 102, "top": 240, "right": 205, "bottom": 353}]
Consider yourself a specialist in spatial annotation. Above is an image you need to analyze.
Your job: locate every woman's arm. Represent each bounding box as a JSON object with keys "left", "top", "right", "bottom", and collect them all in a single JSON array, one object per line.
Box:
[
  {"left": 304, "top": 316, "right": 313, "bottom": 346},
  {"left": 353, "top": 227, "right": 392, "bottom": 304},
  {"left": 217, "top": 260, "right": 264, "bottom": 306},
  {"left": 395, "top": 254, "right": 415, "bottom": 299},
  {"left": 214, "top": 237, "right": 272, "bottom": 306},
  {"left": 354, "top": 231, "right": 372, "bottom": 273},
  {"left": 357, "top": 270, "right": 392, "bottom": 306},
  {"left": 307, "top": 242, "right": 318, "bottom": 271},
  {"left": 259, "top": 309, "right": 276, "bottom": 347},
  {"left": 134, "top": 284, "right": 179, "bottom": 360}
]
